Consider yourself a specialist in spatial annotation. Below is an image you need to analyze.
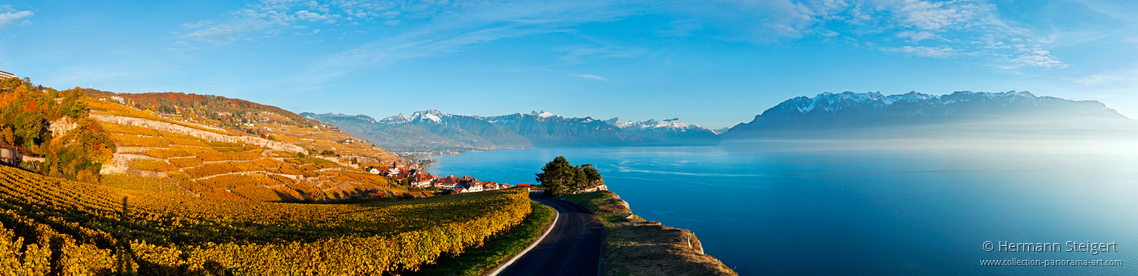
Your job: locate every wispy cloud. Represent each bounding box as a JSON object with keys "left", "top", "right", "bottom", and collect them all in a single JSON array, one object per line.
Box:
[
  {"left": 0, "top": 5, "right": 34, "bottom": 32},
  {"left": 1073, "top": 63, "right": 1138, "bottom": 86},
  {"left": 179, "top": 0, "right": 349, "bottom": 44},
  {"left": 179, "top": 0, "right": 528, "bottom": 45},
  {"left": 182, "top": 0, "right": 1073, "bottom": 70},
  {"left": 262, "top": 0, "right": 640, "bottom": 97},
  {"left": 1009, "top": 45, "right": 1067, "bottom": 69},
  {"left": 886, "top": 0, "right": 989, "bottom": 31},
  {"left": 1076, "top": 73, "right": 1123, "bottom": 86},
  {"left": 880, "top": 45, "right": 955, "bottom": 58},
  {"left": 571, "top": 73, "right": 609, "bottom": 82},
  {"left": 185, "top": 0, "right": 1079, "bottom": 98},
  {"left": 896, "top": 30, "right": 938, "bottom": 42},
  {"left": 862, "top": 0, "right": 1067, "bottom": 68},
  {"left": 180, "top": 2, "right": 331, "bottom": 44},
  {"left": 664, "top": 0, "right": 1066, "bottom": 69},
  {"left": 559, "top": 46, "right": 642, "bottom": 64}
]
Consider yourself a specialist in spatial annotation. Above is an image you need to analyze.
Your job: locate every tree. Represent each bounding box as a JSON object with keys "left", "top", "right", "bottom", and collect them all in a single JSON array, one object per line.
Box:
[
  {"left": 536, "top": 157, "right": 605, "bottom": 195},
  {"left": 0, "top": 127, "right": 14, "bottom": 147},
  {"left": 581, "top": 164, "right": 602, "bottom": 185},
  {"left": 536, "top": 156, "right": 576, "bottom": 196},
  {"left": 570, "top": 167, "right": 588, "bottom": 192}
]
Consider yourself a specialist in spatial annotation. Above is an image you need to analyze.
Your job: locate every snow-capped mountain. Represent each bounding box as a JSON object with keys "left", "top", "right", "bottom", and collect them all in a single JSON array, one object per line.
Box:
[
  {"left": 305, "top": 110, "right": 722, "bottom": 152},
  {"left": 723, "top": 91, "right": 1131, "bottom": 139},
  {"left": 304, "top": 111, "right": 530, "bottom": 152},
  {"left": 604, "top": 117, "right": 700, "bottom": 131},
  {"left": 379, "top": 109, "right": 451, "bottom": 124},
  {"left": 761, "top": 91, "right": 1077, "bottom": 117},
  {"left": 602, "top": 117, "right": 720, "bottom": 144},
  {"left": 486, "top": 111, "right": 647, "bottom": 145}
]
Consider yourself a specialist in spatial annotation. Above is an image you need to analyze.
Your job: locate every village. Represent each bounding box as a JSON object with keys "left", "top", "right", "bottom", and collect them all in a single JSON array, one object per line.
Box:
[
  {"left": 364, "top": 160, "right": 607, "bottom": 196},
  {"left": 364, "top": 161, "right": 524, "bottom": 195}
]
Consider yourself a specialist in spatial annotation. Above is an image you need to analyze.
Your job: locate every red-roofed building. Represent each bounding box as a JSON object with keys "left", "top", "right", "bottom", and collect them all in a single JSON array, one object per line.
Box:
[
  {"left": 436, "top": 175, "right": 461, "bottom": 190},
  {"left": 517, "top": 183, "right": 531, "bottom": 188},
  {"left": 394, "top": 171, "right": 413, "bottom": 179},
  {"left": 412, "top": 174, "right": 436, "bottom": 188},
  {"left": 482, "top": 181, "right": 499, "bottom": 191}
]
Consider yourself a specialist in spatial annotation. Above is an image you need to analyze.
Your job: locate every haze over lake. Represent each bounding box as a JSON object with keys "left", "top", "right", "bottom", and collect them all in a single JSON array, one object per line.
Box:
[{"left": 428, "top": 141, "right": 1138, "bottom": 275}]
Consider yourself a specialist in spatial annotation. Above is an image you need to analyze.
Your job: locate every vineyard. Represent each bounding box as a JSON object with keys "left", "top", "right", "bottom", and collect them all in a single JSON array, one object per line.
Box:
[
  {"left": 0, "top": 166, "right": 532, "bottom": 274},
  {"left": 98, "top": 120, "right": 394, "bottom": 201},
  {"left": 83, "top": 94, "right": 413, "bottom": 202}
]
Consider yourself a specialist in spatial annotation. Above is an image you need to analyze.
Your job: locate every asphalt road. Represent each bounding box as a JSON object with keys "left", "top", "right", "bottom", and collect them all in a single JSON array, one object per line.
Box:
[{"left": 496, "top": 193, "right": 603, "bottom": 276}]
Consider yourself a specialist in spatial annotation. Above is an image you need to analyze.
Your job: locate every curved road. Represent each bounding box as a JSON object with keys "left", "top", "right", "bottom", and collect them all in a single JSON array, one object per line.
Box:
[{"left": 497, "top": 193, "right": 603, "bottom": 276}]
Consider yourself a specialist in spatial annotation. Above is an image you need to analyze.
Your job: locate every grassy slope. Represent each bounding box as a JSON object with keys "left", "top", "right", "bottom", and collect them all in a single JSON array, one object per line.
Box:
[
  {"left": 408, "top": 201, "right": 555, "bottom": 276},
  {"left": 563, "top": 191, "right": 738, "bottom": 276}
]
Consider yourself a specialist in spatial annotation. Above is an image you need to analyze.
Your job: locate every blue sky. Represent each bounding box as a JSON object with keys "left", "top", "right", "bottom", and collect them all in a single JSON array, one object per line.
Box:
[{"left": 2, "top": 0, "right": 1137, "bottom": 129}]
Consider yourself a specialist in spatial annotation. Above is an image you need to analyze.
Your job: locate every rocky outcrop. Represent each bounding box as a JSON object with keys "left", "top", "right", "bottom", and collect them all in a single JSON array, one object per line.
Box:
[
  {"left": 563, "top": 191, "right": 736, "bottom": 276},
  {"left": 90, "top": 114, "right": 305, "bottom": 153},
  {"left": 49, "top": 117, "right": 78, "bottom": 138}
]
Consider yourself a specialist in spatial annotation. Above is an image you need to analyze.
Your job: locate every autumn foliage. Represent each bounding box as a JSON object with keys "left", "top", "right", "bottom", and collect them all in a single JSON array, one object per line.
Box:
[{"left": 0, "top": 77, "right": 115, "bottom": 182}]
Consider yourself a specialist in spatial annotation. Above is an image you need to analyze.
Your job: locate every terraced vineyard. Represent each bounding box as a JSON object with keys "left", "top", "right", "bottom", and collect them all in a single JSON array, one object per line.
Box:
[
  {"left": 0, "top": 166, "right": 531, "bottom": 274},
  {"left": 86, "top": 95, "right": 406, "bottom": 202}
]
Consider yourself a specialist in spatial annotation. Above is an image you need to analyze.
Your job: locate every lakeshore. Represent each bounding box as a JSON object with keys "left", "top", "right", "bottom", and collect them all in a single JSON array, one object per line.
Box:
[
  {"left": 562, "top": 190, "right": 737, "bottom": 275},
  {"left": 426, "top": 145, "right": 1138, "bottom": 275}
]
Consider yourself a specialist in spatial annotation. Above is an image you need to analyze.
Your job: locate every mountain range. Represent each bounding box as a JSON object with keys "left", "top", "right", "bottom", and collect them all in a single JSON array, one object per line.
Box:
[
  {"left": 303, "top": 110, "right": 721, "bottom": 152},
  {"left": 305, "top": 90, "right": 1133, "bottom": 152},
  {"left": 723, "top": 90, "right": 1132, "bottom": 139}
]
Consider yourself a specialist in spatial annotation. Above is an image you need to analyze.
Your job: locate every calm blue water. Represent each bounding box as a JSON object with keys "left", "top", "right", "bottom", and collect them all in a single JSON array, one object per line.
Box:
[{"left": 427, "top": 142, "right": 1138, "bottom": 275}]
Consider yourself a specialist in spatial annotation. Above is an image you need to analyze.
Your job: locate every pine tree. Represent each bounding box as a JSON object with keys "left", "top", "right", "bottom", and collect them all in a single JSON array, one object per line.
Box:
[{"left": 536, "top": 156, "right": 575, "bottom": 196}]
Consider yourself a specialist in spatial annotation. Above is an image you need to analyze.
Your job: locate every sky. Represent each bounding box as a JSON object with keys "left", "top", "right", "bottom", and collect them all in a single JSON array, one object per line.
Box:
[{"left": 2, "top": 0, "right": 1138, "bottom": 129}]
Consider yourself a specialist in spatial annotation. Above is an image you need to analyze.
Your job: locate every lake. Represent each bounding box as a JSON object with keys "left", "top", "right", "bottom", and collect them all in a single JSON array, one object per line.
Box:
[{"left": 426, "top": 140, "right": 1138, "bottom": 275}]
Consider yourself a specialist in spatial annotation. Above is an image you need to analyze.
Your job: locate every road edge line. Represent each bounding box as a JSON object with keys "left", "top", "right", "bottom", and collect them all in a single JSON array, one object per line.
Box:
[{"left": 487, "top": 199, "right": 560, "bottom": 276}]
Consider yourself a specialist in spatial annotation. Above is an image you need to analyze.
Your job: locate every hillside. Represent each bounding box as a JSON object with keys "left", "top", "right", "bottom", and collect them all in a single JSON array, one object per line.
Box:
[
  {"left": 724, "top": 91, "right": 1137, "bottom": 139},
  {"left": 0, "top": 165, "right": 530, "bottom": 274},
  {"left": 306, "top": 110, "right": 720, "bottom": 153},
  {"left": 82, "top": 91, "right": 408, "bottom": 202},
  {"left": 0, "top": 78, "right": 116, "bottom": 183}
]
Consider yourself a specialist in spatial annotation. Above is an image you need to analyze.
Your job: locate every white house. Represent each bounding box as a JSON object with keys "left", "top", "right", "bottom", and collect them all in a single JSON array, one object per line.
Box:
[
  {"left": 482, "top": 182, "right": 499, "bottom": 191},
  {"left": 462, "top": 182, "right": 483, "bottom": 193},
  {"left": 412, "top": 174, "right": 435, "bottom": 188}
]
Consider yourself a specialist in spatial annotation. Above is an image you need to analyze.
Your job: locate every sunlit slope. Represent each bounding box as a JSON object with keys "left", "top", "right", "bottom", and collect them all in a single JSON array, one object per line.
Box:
[
  {"left": 85, "top": 94, "right": 406, "bottom": 201},
  {"left": 0, "top": 165, "right": 530, "bottom": 274}
]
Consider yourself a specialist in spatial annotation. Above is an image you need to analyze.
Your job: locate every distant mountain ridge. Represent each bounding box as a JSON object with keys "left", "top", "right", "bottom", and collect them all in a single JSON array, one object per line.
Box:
[
  {"left": 304, "top": 110, "right": 720, "bottom": 152},
  {"left": 723, "top": 90, "right": 1131, "bottom": 139}
]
